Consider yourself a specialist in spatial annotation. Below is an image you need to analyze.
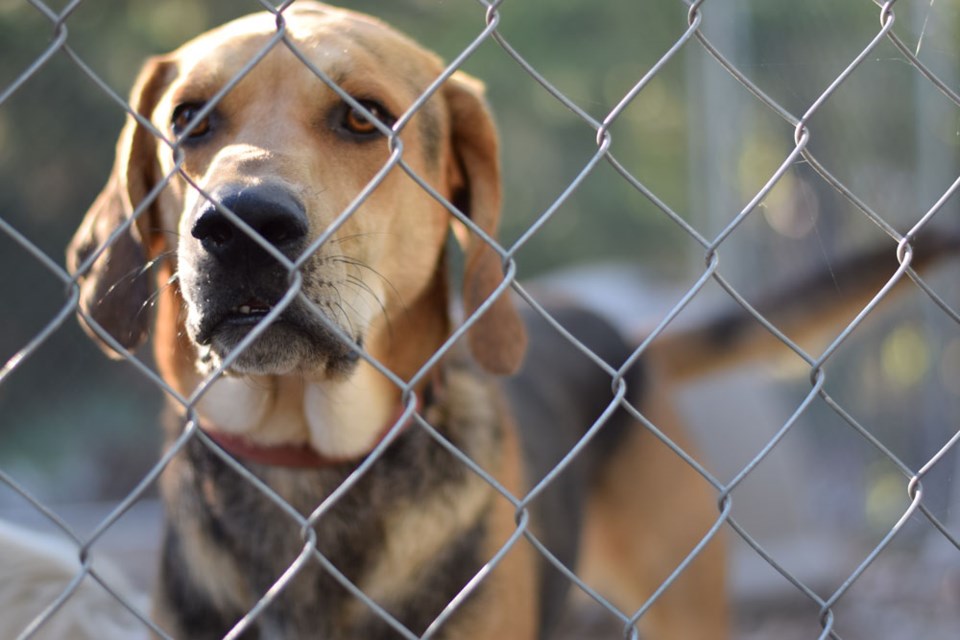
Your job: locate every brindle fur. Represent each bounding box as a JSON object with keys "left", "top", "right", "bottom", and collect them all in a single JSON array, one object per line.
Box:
[{"left": 157, "top": 358, "right": 501, "bottom": 638}]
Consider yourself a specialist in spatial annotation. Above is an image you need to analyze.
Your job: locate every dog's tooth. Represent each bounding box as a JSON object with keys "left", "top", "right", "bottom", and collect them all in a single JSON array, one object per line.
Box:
[{"left": 239, "top": 305, "right": 251, "bottom": 314}]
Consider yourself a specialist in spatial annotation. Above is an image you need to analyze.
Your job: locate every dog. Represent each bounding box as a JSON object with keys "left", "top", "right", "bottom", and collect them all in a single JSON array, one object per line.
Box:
[
  {"left": 64, "top": 2, "right": 960, "bottom": 638},
  {"left": 66, "top": 4, "right": 729, "bottom": 638}
]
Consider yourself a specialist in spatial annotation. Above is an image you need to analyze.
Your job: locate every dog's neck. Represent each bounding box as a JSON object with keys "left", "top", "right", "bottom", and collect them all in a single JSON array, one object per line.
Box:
[
  {"left": 201, "top": 398, "right": 415, "bottom": 467},
  {"left": 194, "top": 361, "right": 421, "bottom": 464}
]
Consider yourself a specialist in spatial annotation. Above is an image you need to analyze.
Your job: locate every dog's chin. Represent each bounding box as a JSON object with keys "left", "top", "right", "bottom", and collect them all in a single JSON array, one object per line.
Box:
[{"left": 194, "top": 321, "right": 360, "bottom": 379}]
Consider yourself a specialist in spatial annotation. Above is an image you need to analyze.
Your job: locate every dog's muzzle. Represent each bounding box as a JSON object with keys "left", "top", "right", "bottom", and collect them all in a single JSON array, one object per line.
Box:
[{"left": 180, "top": 184, "right": 358, "bottom": 375}]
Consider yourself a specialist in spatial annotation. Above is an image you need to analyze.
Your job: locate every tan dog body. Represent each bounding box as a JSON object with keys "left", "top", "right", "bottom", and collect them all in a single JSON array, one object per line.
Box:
[{"left": 68, "top": 4, "right": 728, "bottom": 638}]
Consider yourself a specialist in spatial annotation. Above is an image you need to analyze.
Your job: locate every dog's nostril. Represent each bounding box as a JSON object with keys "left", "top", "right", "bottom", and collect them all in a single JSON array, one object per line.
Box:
[
  {"left": 192, "top": 212, "right": 234, "bottom": 247},
  {"left": 260, "top": 217, "right": 305, "bottom": 248}
]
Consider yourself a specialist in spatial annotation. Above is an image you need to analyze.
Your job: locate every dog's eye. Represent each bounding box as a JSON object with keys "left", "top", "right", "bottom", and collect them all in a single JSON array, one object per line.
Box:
[
  {"left": 172, "top": 102, "right": 213, "bottom": 140},
  {"left": 342, "top": 100, "right": 393, "bottom": 137}
]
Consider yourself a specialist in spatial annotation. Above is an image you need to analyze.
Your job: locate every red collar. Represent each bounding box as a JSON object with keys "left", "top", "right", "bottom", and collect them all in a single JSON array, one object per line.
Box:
[{"left": 201, "top": 397, "right": 418, "bottom": 468}]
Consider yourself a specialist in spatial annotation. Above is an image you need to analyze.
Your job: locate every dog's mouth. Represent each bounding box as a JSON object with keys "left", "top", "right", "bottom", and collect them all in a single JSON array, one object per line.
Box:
[
  {"left": 223, "top": 298, "right": 274, "bottom": 326},
  {"left": 194, "top": 295, "right": 281, "bottom": 345},
  {"left": 190, "top": 295, "right": 361, "bottom": 377}
]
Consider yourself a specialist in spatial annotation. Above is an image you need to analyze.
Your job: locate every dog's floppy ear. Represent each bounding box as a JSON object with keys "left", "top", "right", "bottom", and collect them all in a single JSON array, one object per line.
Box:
[
  {"left": 67, "top": 57, "right": 171, "bottom": 357},
  {"left": 444, "top": 72, "right": 526, "bottom": 375}
]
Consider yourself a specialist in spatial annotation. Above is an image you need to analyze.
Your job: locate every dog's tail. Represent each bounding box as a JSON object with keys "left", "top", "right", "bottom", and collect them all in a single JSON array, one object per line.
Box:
[
  {"left": 0, "top": 521, "right": 149, "bottom": 640},
  {"left": 642, "top": 229, "right": 960, "bottom": 382}
]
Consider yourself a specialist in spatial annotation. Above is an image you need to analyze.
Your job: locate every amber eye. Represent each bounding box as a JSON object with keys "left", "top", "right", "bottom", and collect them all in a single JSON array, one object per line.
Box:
[
  {"left": 342, "top": 100, "right": 393, "bottom": 137},
  {"left": 171, "top": 102, "right": 213, "bottom": 140}
]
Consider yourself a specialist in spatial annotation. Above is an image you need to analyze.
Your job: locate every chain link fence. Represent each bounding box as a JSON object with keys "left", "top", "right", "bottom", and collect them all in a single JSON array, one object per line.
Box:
[{"left": 2, "top": 0, "right": 960, "bottom": 638}]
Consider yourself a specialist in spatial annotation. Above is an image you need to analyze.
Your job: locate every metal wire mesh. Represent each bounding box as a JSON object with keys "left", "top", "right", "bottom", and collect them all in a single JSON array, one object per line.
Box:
[{"left": 2, "top": 0, "right": 960, "bottom": 638}]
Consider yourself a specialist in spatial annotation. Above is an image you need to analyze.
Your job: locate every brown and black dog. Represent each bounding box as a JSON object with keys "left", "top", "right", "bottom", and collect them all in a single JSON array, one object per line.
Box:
[
  {"left": 67, "top": 3, "right": 958, "bottom": 639},
  {"left": 67, "top": 4, "right": 729, "bottom": 638}
]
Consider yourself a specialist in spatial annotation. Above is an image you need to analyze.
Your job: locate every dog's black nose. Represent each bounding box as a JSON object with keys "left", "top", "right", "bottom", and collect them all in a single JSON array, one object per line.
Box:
[{"left": 192, "top": 186, "right": 308, "bottom": 266}]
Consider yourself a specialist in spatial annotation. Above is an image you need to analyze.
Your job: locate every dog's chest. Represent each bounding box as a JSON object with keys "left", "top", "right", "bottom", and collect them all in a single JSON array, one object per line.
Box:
[{"left": 164, "top": 409, "right": 497, "bottom": 639}]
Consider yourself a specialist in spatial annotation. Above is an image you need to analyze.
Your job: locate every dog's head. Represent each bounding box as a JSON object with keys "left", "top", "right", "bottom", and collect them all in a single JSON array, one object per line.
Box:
[{"left": 68, "top": 3, "right": 525, "bottom": 397}]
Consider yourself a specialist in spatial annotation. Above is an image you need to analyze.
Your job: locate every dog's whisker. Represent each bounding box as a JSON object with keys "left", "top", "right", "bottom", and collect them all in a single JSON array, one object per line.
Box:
[
  {"left": 328, "top": 255, "right": 407, "bottom": 316},
  {"left": 344, "top": 273, "right": 393, "bottom": 341},
  {"left": 332, "top": 257, "right": 397, "bottom": 332},
  {"left": 97, "top": 250, "right": 175, "bottom": 300},
  {"left": 344, "top": 274, "right": 386, "bottom": 315},
  {"left": 327, "top": 299, "right": 358, "bottom": 339},
  {"left": 138, "top": 282, "right": 169, "bottom": 315},
  {"left": 144, "top": 250, "right": 176, "bottom": 271},
  {"left": 327, "top": 231, "right": 391, "bottom": 246}
]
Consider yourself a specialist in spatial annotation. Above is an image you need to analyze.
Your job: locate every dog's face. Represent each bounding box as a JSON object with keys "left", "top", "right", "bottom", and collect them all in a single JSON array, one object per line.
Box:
[
  {"left": 68, "top": 3, "right": 525, "bottom": 396},
  {"left": 162, "top": 9, "right": 455, "bottom": 378}
]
